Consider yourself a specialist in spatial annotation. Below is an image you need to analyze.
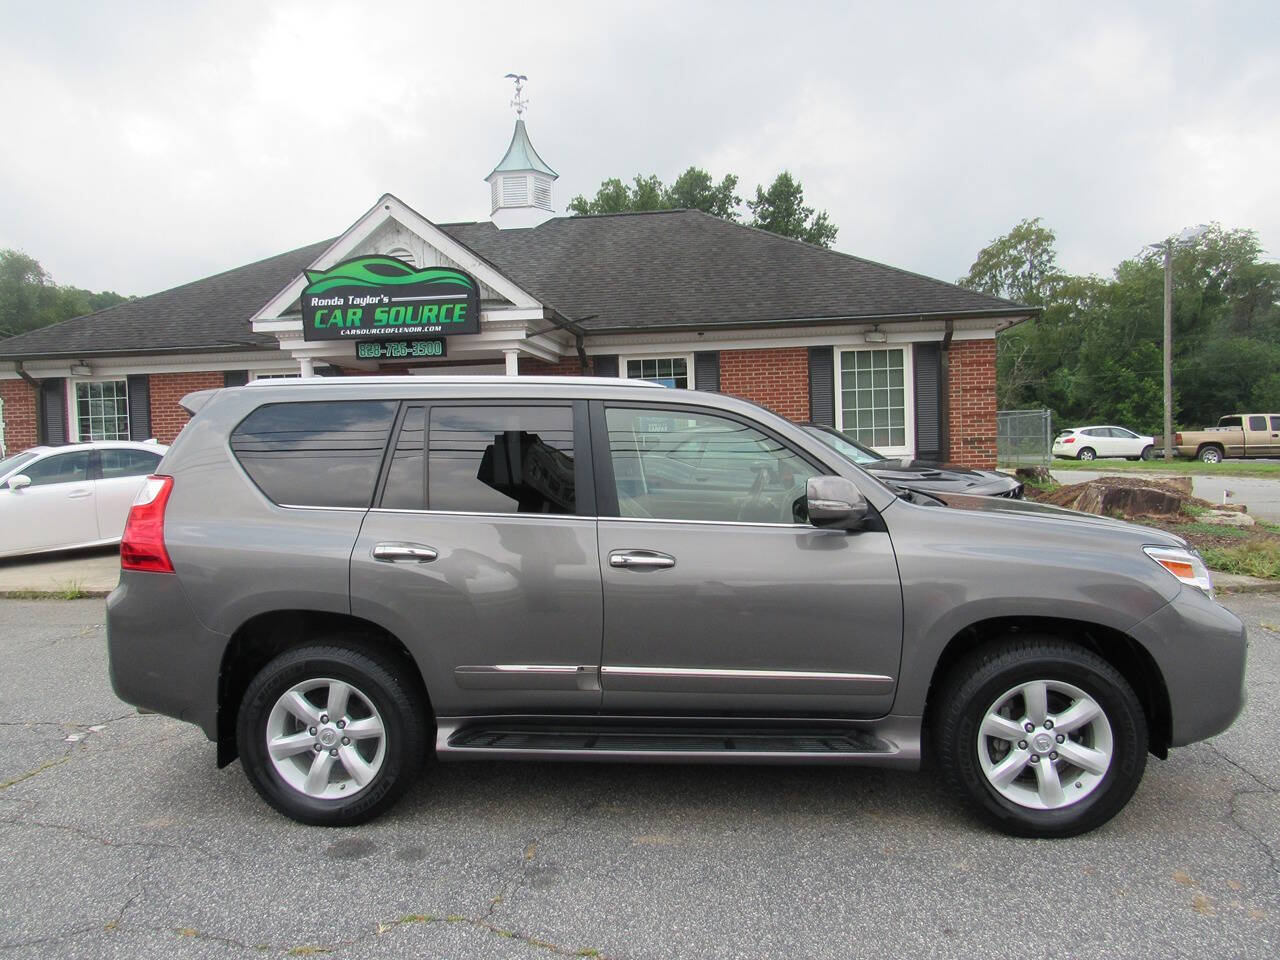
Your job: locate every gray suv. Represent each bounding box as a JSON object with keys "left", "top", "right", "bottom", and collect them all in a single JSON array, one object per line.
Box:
[{"left": 106, "top": 377, "right": 1246, "bottom": 837}]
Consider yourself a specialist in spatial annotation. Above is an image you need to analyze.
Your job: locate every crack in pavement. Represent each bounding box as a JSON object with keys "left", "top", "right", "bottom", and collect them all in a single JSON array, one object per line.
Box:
[
  {"left": 0, "top": 815, "right": 221, "bottom": 860},
  {"left": 1204, "top": 741, "right": 1280, "bottom": 878},
  {"left": 1206, "top": 739, "right": 1279, "bottom": 793}
]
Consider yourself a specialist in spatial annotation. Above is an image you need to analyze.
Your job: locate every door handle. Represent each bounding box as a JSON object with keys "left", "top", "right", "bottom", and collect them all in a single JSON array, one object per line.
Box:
[
  {"left": 372, "top": 542, "right": 438, "bottom": 563},
  {"left": 609, "top": 550, "right": 676, "bottom": 570},
  {"left": 67, "top": 489, "right": 92, "bottom": 499}
]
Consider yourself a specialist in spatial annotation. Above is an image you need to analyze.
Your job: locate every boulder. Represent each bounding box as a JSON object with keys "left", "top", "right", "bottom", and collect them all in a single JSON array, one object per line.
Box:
[{"left": 1199, "top": 510, "right": 1255, "bottom": 527}]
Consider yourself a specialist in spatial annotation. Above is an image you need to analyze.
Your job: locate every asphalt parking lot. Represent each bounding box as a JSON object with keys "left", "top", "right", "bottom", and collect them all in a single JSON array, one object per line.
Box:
[{"left": 1, "top": 598, "right": 1277, "bottom": 960}]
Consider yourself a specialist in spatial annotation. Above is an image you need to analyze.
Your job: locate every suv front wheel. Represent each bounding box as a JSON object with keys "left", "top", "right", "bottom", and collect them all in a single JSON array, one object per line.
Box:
[
  {"left": 237, "top": 643, "right": 429, "bottom": 826},
  {"left": 933, "top": 637, "right": 1147, "bottom": 838}
]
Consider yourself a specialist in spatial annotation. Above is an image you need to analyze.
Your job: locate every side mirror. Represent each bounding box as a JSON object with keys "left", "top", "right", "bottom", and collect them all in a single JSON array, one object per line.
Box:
[
  {"left": 806, "top": 475, "right": 868, "bottom": 529},
  {"left": 7, "top": 474, "right": 31, "bottom": 492}
]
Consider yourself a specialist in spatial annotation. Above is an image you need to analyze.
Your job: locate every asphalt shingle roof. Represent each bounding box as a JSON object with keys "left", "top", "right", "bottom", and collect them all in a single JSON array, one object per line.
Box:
[
  {"left": 0, "top": 210, "right": 1026, "bottom": 360},
  {"left": 441, "top": 210, "right": 1024, "bottom": 331}
]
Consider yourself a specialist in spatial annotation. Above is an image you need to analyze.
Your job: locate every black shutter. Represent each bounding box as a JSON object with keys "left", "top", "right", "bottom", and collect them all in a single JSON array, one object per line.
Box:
[
  {"left": 593, "top": 354, "right": 619, "bottom": 378},
  {"left": 38, "top": 379, "right": 67, "bottom": 446},
  {"left": 126, "top": 374, "right": 151, "bottom": 441},
  {"left": 913, "top": 342, "right": 943, "bottom": 460},
  {"left": 224, "top": 370, "right": 249, "bottom": 387},
  {"left": 807, "top": 347, "right": 835, "bottom": 427},
  {"left": 693, "top": 351, "right": 720, "bottom": 391}
]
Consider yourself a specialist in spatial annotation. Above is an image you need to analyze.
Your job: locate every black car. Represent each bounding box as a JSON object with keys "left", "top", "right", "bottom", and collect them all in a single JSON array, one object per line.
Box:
[{"left": 802, "top": 423, "right": 1023, "bottom": 498}]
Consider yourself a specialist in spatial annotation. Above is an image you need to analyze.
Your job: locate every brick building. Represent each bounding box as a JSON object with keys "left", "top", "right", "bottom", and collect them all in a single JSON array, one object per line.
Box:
[{"left": 0, "top": 117, "right": 1028, "bottom": 467}]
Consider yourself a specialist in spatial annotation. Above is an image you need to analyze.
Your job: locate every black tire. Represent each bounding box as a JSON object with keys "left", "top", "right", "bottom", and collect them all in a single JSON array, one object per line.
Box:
[
  {"left": 1140, "top": 445, "right": 1154, "bottom": 461},
  {"left": 237, "top": 643, "right": 429, "bottom": 826},
  {"left": 1198, "top": 446, "right": 1223, "bottom": 464},
  {"left": 933, "top": 636, "right": 1148, "bottom": 838},
  {"left": 1077, "top": 447, "right": 1096, "bottom": 461}
]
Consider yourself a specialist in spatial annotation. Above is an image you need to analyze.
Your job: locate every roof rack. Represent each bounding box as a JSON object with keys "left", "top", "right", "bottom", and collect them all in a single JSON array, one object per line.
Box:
[{"left": 242, "top": 375, "right": 666, "bottom": 389}]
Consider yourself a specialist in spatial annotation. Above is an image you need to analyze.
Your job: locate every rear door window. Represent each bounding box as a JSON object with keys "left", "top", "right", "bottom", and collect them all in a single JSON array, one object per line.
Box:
[
  {"left": 99, "top": 448, "right": 162, "bottom": 479},
  {"left": 379, "top": 405, "right": 426, "bottom": 510},
  {"left": 426, "top": 405, "right": 575, "bottom": 514},
  {"left": 230, "top": 401, "right": 396, "bottom": 508},
  {"left": 1247, "top": 415, "right": 1266, "bottom": 431}
]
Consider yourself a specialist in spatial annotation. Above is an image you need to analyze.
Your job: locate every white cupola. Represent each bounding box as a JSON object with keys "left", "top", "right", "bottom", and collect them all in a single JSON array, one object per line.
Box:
[{"left": 486, "top": 75, "right": 558, "bottom": 229}]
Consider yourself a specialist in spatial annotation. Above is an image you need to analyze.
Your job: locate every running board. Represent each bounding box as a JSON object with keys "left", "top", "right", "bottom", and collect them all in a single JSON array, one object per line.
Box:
[{"left": 436, "top": 721, "right": 919, "bottom": 767}]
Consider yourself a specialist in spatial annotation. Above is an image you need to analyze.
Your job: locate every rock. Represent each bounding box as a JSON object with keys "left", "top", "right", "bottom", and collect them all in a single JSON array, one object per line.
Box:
[
  {"left": 1217, "top": 502, "right": 1248, "bottom": 514},
  {"left": 1159, "top": 476, "right": 1194, "bottom": 495},
  {"left": 1016, "top": 466, "right": 1052, "bottom": 483},
  {"left": 1070, "top": 483, "right": 1184, "bottom": 518},
  {"left": 1199, "top": 511, "right": 1255, "bottom": 527}
]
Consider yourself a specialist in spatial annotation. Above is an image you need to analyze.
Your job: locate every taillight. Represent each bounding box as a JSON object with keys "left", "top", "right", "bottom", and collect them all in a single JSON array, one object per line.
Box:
[
  {"left": 1063, "top": 437, "right": 1075, "bottom": 444},
  {"left": 1174, "top": 432, "right": 1182, "bottom": 445},
  {"left": 121, "top": 475, "right": 174, "bottom": 573}
]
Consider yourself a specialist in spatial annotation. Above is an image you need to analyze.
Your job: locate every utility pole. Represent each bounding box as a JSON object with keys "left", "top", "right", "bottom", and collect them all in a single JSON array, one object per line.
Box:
[{"left": 1162, "top": 240, "right": 1173, "bottom": 460}]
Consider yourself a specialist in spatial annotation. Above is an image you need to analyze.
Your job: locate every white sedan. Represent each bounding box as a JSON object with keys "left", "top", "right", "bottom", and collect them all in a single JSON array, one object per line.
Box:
[
  {"left": 1053, "top": 425, "right": 1155, "bottom": 461},
  {"left": 0, "top": 441, "right": 168, "bottom": 558}
]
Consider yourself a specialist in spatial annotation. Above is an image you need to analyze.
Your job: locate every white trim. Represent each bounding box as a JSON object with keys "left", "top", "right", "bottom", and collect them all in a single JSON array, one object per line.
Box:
[
  {"left": 583, "top": 317, "right": 1012, "bottom": 354},
  {"left": 833, "top": 346, "right": 915, "bottom": 458},
  {"left": 251, "top": 193, "right": 543, "bottom": 324},
  {"left": 1, "top": 350, "right": 291, "bottom": 379},
  {"left": 619, "top": 353, "right": 696, "bottom": 388},
  {"left": 66, "top": 375, "right": 130, "bottom": 443}
]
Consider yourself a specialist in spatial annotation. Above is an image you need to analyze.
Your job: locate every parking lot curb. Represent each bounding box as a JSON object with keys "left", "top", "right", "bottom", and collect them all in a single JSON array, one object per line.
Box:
[
  {"left": 1215, "top": 580, "right": 1280, "bottom": 595},
  {"left": 0, "top": 589, "right": 111, "bottom": 600}
]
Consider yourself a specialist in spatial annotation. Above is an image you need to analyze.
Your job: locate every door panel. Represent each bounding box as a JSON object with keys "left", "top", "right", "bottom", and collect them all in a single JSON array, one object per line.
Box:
[
  {"left": 0, "top": 452, "right": 97, "bottom": 554},
  {"left": 351, "top": 512, "right": 603, "bottom": 715},
  {"left": 350, "top": 400, "right": 603, "bottom": 716},
  {"left": 1245, "top": 416, "right": 1270, "bottom": 456},
  {"left": 594, "top": 403, "right": 903, "bottom": 718},
  {"left": 597, "top": 519, "right": 902, "bottom": 716}
]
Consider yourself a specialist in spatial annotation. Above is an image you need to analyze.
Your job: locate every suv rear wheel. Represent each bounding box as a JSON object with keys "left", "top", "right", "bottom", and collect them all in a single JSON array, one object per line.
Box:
[
  {"left": 237, "top": 643, "right": 429, "bottom": 826},
  {"left": 934, "top": 637, "right": 1147, "bottom": 838}
]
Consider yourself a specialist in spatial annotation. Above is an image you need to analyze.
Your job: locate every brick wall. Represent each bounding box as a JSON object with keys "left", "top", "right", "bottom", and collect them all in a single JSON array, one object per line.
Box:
[
  {"left": 0, "top": 379, "right": 39, "bottom": 454},
  {"left": 518, "top": 357, "right": 594, "bottom": 376},
  {"left": 718, "top": 347, "right": 810, "bottom": 421},
  {"left": 947, "top": 338, "right": 997, "bottom": 468},
  {"left": 148, "top": 372, "right": 225, "bottom": 443}
]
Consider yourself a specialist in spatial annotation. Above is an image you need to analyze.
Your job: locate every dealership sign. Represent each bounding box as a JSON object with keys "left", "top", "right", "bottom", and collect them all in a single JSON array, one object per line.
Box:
[{"left": 300, "top": 256, "right": 480, "bottom": 342}]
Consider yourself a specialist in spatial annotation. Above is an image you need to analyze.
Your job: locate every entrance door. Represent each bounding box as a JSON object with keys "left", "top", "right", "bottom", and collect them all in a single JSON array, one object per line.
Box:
[
  {"left": 592, "top": 403, "right": 903, "bottom": 718},
  {"left": 350, "top": 401, "right": 603, "bottom": 717}
]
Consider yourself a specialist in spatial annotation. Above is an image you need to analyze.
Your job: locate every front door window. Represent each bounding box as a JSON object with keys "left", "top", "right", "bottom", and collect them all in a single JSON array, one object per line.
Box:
[{"left": 604, "top": 407, "right": 818, "bottom": 524}]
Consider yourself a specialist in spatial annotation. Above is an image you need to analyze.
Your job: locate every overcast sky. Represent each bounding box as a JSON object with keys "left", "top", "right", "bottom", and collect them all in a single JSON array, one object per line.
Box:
[{"left": 2, "top": 1, "right": 1276, "bottom": 297}]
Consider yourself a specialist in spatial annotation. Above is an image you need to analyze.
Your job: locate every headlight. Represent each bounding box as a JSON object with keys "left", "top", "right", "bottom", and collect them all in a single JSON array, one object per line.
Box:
[{"left": 1143, "top": 546, "right": 1214, "bottom": 596}]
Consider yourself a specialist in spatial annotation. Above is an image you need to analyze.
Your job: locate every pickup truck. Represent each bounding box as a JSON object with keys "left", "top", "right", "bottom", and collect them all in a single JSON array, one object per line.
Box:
[{"left": 1174, "top": 413, "right": 1280, "bottom": 462}]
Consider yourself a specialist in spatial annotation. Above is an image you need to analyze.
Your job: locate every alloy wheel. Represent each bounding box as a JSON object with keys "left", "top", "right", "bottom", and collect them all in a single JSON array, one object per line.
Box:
[
  {"left": 976, "top": 679, "right": 1113, "bottom": 810},
  {"left": 265, "top": 678, "right": 387, "bottom": 799}
]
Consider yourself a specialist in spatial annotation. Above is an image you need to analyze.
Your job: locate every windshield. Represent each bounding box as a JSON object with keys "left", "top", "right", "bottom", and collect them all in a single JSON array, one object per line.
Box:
[
  {"left": 0, "top": 450, "right": 39, "bottom": 479},
  {"left": 802, "top": 425, "right": 883, "bottom": 465}
]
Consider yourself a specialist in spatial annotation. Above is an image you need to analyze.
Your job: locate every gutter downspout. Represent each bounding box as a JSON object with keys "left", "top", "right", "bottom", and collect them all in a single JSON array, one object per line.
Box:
[
  {"left": 530, "top": 312, "right": 595, "bottom": 374},
  {"left": 938, "top": 320, "right": 954, "bottom": 462},
  {"left": 14, "top": 361, "right": 39, "bottom": 388}
]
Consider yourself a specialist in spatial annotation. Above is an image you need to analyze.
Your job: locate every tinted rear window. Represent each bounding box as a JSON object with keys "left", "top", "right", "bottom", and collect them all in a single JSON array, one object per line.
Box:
[
  {"left": 427, "top": 405, "right": 575, "bottom": 514},
  {"left": 231, "top": 401, "right": 396, "bottom": 508}
]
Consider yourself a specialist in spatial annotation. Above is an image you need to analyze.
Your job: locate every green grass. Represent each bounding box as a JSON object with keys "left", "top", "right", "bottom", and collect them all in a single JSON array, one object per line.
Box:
[
  {"left": 1175, "top": 521, "right": 1252, "bottom": 539},
  {"left": 1201, "top": 540, "right": 1280, "bottom": 580},
  {"left": 1049, "top": 458, "right": 1280, "bottom": 477}
]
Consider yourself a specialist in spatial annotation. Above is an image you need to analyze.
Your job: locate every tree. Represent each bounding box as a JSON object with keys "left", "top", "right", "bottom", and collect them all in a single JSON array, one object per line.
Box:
[
  {"left": 970, "top": 219, "right": 1280, "bottom": 433},
  {"left": 960, "top": 217, "right": 1063, "bottom": 306},
  {"left": 666, "top": 168, "right": 741, "bottom": 220},
  {"left": 746, "top": 172, "right": 838, "bottom": 248},
  {"left": 0, "top": 249, "right": 130, "bottom": 339},
  {"left": 568, "top": 167, "right": 836, "bottom": 245}
]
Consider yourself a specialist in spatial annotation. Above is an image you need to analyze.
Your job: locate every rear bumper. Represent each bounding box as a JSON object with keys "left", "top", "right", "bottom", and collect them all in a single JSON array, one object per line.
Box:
[
  {"left": 1131, "top": 587, "right": 1247, "bottom": 747},
  {"left": 106, "top": 570, "right": 226, "bottom": 741}
]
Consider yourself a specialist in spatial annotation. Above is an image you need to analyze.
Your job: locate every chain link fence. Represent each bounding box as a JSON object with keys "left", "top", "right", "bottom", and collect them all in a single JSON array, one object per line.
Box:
[{"left": 996, "top": 408, "right": 1052, "bottom": 468}]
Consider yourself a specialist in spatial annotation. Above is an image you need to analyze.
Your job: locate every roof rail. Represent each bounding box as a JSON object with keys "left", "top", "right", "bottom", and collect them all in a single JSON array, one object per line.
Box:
[{"left": 242, "top": 375, "right": 667, "bottom": 389}]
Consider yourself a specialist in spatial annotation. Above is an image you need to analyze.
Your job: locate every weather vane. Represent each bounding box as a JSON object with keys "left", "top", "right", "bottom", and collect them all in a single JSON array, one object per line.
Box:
[{"left": 504, "top": 73, "right": 528, "bottom": 118}]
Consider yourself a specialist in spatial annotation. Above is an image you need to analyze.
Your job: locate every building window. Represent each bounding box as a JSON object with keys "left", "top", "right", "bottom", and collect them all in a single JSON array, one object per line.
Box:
[
  {"left": 74, "top": 380, "right": 130, "bottom": 441},
  {"left": 837, "top": 348, "right": 909, "bottom": 451},
  {"left": 625, "top": 357, "right": 689, "bottom": 388}
]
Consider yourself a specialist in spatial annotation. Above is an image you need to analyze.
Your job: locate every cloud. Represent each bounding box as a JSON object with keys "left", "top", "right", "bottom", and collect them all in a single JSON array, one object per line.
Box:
[{"left": 0, "top": 0, "right": 1275, "bottom": 297}]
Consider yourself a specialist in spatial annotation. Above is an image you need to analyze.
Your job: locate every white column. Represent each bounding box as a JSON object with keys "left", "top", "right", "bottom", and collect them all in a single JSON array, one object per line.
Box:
[
  {"left": 503, "top": 349, "right": 520, "bottom": 377},
  {"left": 299, "top": 356, "right": 315, "bottom": 378}
]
